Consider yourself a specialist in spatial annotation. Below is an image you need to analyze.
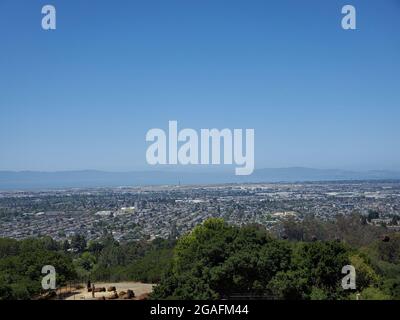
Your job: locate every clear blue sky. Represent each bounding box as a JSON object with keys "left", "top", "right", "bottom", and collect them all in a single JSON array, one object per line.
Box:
[{"left": 0, "top": 0, "right": 399, "bottom": 172}]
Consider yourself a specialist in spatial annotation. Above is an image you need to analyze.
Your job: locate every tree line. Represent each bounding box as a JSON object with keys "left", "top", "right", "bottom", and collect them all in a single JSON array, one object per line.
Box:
[{"left": 0, "top": 213, "right": 399, "bottom": 300}]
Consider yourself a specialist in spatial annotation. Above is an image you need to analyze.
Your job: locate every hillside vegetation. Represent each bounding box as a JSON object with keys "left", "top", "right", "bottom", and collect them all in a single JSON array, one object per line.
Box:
[{"left": 1, "top": 214, "right": 400, "bottom": 300}]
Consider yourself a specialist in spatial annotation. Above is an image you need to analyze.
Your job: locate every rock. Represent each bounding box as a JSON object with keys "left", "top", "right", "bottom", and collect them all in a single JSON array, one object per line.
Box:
[
  {"left": 124, "top": 290, "right": 135, "bottom": 299},
  {"left": 108, "top": 292, "right": 119, "bottom": 300}
]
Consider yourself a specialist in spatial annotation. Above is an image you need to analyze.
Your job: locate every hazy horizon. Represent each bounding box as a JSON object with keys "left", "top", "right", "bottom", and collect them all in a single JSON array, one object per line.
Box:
[
  {"left": 1, "top": 167, "right": 400, "bottom": 191},
  {"left": 2, "top": 166, "right": 400, "bottom": 174}
]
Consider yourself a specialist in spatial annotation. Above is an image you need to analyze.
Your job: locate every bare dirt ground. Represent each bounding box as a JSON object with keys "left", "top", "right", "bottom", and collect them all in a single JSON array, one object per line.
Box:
[{"left": 63, "top": 282, "right": 154, "bottom": 300}]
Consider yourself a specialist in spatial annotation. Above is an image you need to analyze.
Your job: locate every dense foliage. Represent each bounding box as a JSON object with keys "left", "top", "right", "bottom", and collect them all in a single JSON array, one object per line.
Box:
[
  {"left": 87, "top": 236, "right": 175, "bottom": 283},
  {"left": 1, "top": 214, "right": 400, "bottom": 300},
  {"left": 152, "top": 219, "right": 353, "bottom": 299},
  {"left": 0, "top": 237, "right": 76, "bottom": 299}
]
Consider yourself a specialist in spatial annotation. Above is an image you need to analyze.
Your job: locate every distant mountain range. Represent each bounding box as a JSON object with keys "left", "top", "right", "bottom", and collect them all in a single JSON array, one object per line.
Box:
[{"left": 0, "top": 167, "right": 400, "bottom": 190}]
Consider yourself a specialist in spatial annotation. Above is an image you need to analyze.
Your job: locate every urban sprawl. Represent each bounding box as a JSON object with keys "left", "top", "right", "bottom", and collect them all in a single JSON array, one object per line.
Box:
[{"left": 1, "top": 181, "right": 400, "bottom": 242}]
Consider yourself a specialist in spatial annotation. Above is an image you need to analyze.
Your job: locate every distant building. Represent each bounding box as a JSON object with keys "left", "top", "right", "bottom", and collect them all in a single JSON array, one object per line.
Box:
[{"left": 95, "top": 210, "right": 112, "bottom": 217}]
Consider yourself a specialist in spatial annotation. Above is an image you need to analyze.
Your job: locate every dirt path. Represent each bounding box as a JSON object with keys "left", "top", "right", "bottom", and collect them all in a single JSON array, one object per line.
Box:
[{"left": 64, "top": 282, "right": 154, "bottom": 300}]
